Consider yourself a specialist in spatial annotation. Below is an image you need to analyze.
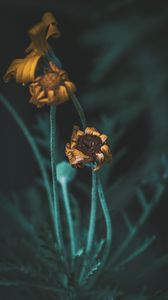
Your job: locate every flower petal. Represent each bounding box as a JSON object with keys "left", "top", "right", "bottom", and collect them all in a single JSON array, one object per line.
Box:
[
  {"left": 49, "top": 61, "right": 60, "bottom": 73},
  {"left": 85, "top": 127, "right": 101, "bottom": 137},
  {"left": 71, "top": 126, "right": 84, "bottom": 143},
  {"left": 42, "top": 12, "right": 60, "bottom": 39},
  {"left": 26, "top": 12, "right": 60, "bottom": 54},
  {"left": 3, "top": 59, "right": 23, "bottom": 82},
  {"left": 57, "top": 86, "right": 69, "bottom": 103},
  {"left": 29, "top": 84, "right": 42, "bottom": 96},
  {"left": 47, "top": 90, "right": 56, "bottom": 102},
  {"left": 65, "top": 145, "right": 92, "bottom": 167},
  {"left": 64, "top": 81, "right": 76, "bottom": 93},
  {"left": 4, "top": 52, "right": 41, "bottom": 84},
  {"left": 36, "top": 90, "right": 46, "bottom": 100},
  {"left": 100, "top": 145, "right": 112, "bottom": 161},
  {"left": 93, "top": 152, "right": 105, "bottom": 171},
  {"left": 100, "top": 134, "right": 108, "bottom": 143}
]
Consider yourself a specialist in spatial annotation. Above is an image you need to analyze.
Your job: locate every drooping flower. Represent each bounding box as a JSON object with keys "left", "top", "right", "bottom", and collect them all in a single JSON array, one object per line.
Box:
[
  {"left": 29, "top": 62, "right": 76, "bottom": 107},
  {"left": 65, "top": 126, "right": 112, "bottom": 171},
  {"left": 3, "top": 12, "right": 76, "bottom": 107},
  {"left": 3, "top": 12, "right": 60, "bottom": 84}
]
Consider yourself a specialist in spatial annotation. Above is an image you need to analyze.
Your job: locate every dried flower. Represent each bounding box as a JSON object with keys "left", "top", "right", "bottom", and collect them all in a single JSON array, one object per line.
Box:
[
  {"left": 29, "top": 62, "right": 76, "bottom": 107},
  {"left": 3, "top": 12, "right": 60, "bottom": 84},
  {"left": 65, "top": 126, "right": 112, "bottom": 171}
]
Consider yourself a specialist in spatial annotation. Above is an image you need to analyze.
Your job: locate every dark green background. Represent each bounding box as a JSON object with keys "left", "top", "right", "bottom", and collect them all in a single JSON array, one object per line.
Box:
[{"left": 0, "top": 0, "right": 168, "bottom": 299}]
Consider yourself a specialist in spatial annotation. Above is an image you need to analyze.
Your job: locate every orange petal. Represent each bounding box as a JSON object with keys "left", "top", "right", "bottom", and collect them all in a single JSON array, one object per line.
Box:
[
  {"left": 36, "top": 90, "right": 46, "bottom": 100},
  {"left": 100, "top": 145, "right": 112, "bottom": 161},
  {"left": 31, "top": 85, "right": 42, "bottom": 96},
  {"left": 38, "top": 98, "right": 50, "bottom": 104},
  {"left": 27, "top": 22, "right": 48, "bottom": 54},
  {"left": 100, "top": 134, "right": 108, "bottom": 143},
  {"left": 42, "top": 12, "right": 60, "bottom": 39},
  {"left": 49, "top": 61, "right": 60, "bottom": 73},
  {"left": 58, "top": 86, "right": 69, "bottom": 103},
  {"left": 85, "top": 127, "right": 100, "bottom": 137},
  {"left": 93, "top": 152, "right": 105, "bottom": 171},
  {"left": 3, "top": 59, "right": 23, "bottom": 82},
  {"left": 71, "top": 126, "right": 84, "bottom": 143},
  {"left": 47, "top": 90, "right": 56, "bottom": 102},
  {"left": 65, "top": 146, "right": 92, "bottom": 167},
  {"left": 4, "top": 52, "right": 41, "bottom": 84},
  {"left": 64, "top": 81, "right": 76, "bottom": 93}
]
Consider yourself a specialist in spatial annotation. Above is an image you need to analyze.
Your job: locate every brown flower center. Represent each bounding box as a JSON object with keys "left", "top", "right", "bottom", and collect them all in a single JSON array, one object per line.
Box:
[
  {"left": 76, "top": 134, "right": 102, "bottom": 158},
  {"left": 39, "top": 72, "right": 66, "bottom": 91}
]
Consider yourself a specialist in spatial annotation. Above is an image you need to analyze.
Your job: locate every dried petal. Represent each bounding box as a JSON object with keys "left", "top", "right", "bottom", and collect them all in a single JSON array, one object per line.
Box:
[
  {"left": 93, "top": 152, "right": 105, "bottom": 171},
  {"left": 101, "top": 145, "right": 112, "bottom": 161},
  {"left": 100, "top": 134, "right": 108, "bottom": 143},
  {"left": 4, "top": 52, "right": 41, "bottom": 84},
  {"left": 85, "top": 127, "right": 100, "bottom": 137},
  {"left": 26, "top": 12, "right": 60, "bottom": 54},
  {"left": 65, "top": 146, "right": 92, "bottom": 167},
  {"left": 64, "top": 81, "right": 76, "bottom": 93}
]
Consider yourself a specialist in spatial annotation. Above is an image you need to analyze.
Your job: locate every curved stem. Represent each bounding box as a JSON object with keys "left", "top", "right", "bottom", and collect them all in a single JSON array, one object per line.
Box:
[
  {"left": 0, "top": 94, "right": 57, "bottom": 238},
  {"left": 86, "top": 171, "right": 98, "bottom": 253},
  {"left": 70, "top": 93, "right": 87, "bottom": 130},
  {"left": 61, "top": 179, "right": 76, "bottom": 258},
  {"left": 50, "top": 104, "right": 64, "bottom": 251}
]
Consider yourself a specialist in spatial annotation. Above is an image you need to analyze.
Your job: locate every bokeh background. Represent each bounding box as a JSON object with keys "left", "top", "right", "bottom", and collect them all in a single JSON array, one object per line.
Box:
[{"left": 0, "top": 0, "right": 168, "bottom": 299}]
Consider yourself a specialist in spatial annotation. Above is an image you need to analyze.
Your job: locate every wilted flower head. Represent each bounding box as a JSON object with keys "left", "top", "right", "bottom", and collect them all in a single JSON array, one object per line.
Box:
[
  {"left": 29, "top": 62, "right": 76, "bottom": 107},
  {"left": 3, "top": 12, "right": 60, "bottom": 84},
  {"left": 3, "top": 12, "right": 76, "bottom": 107},
  {"left": 65, "top": 126, "right": 112, "bottom": 171}
]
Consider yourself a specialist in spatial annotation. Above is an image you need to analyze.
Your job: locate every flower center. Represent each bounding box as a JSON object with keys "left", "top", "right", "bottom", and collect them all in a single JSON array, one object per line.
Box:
[
  {"left": 76, "top": 134, "right": 102, "bottom": 158},
  {"left": 40, "top": 72, "right": 63, "bottom": 90}
]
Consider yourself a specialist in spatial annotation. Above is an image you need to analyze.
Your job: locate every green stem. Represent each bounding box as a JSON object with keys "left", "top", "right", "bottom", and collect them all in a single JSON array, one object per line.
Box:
[
  {"left": 97, "top": 175, "right": 112, "bottom": 258},
  {"left": 87, "top": 175, "right": 112, "bottom": 288},
  {"left": 79, "top": 171, "right": 98, "bottom": 283},
  {"left": 86, "top": 171, "right": 98, "bottom": 253},
  {"left": 70, "top": 92, "right": 87, "bottom": 129},
  {"left": 61, "top": 179, "right": 76, "bottom": 258},
  {"left": 0, "top": 94, "right": 56, "bottom": 238},
  {"left": 50, "top": 104, "right": 64, "bottom": 251}
]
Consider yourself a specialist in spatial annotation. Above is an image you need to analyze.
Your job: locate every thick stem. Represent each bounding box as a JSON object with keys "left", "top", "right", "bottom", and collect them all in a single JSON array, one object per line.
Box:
[
  {"left": 61, "top": 179, "right": 76, "bottom": 258},
  {"left": 86, "top": 171, "right": 98, "bottom": 253},
  {"left": 70, "top": 93, "right": 87, "bottom": 130},
  {"left": 50, "top": 104, "right": 64, "bottom": 251}
]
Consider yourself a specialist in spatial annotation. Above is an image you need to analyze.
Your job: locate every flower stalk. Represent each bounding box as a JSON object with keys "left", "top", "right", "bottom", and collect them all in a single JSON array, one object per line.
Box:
[
  {"left": 86, "top": 175, "right": 112, "bottom": 288},
  {"left": 50, "top": 104, "right": 64, "bottom": 251},
  {"left": 70, "top": 92, "right": 87, "bottom": 130},
  {"left": 60, "top": 178, "right": 76, "bottom": 258},
  {"left": 86, "top": 171, "right": 98, "bottom": 253}
]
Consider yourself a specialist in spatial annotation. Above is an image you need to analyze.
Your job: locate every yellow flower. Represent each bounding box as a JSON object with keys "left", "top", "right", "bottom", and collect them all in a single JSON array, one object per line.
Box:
[
  {"left": 3, "top": 12, "right": 60, "bottom": 84},
  {"left": 29, "top": 62, "right": 76, "bottom": 107},
  {"left": 65, "top": 126, "right": 112, "bottom": 171}
]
